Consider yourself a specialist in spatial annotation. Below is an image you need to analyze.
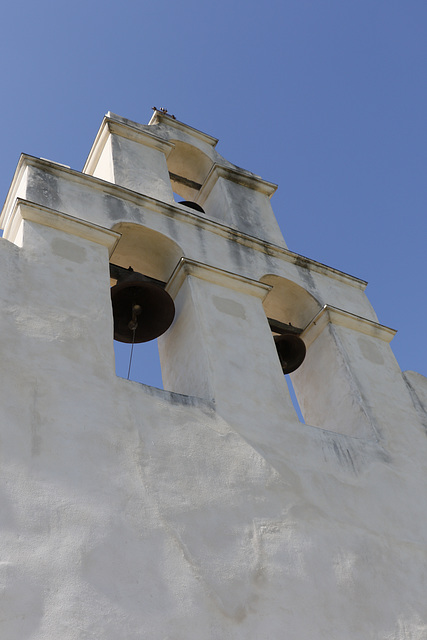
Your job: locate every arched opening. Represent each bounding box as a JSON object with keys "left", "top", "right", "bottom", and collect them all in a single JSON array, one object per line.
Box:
[
  {"left": 260, "top": 274, "right": 321, "bottom": 329},
  {"left": 260, "top": 274, "right": 322, "bottom": 423},
  {"left": 110, "top": 224, "right": 183, "bottom": 388},
  {"left": 166, "top": 140, "right": 213, "bottom": 203},
  {"left": 261, "top": 274, "right": 375, "bottom": 437}
]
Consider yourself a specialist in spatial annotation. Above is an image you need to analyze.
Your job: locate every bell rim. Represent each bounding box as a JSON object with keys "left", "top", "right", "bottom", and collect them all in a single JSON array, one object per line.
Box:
[
  {"left": 111, "top": 279, "right": 175, "bottom": 344},
  {"left": 274, "top": 332, "right": 306, "bottom": 374}
]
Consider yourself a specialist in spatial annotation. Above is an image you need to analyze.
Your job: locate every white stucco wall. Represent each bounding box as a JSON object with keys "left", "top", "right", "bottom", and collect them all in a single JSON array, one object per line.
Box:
[{"left": 0, "top": 112, "right": 426, "bottom": 639}]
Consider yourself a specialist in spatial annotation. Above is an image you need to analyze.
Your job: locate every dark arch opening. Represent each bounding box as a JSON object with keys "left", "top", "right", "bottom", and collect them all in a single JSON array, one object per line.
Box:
[{"left": 110, "top": 223, "right": 183, "bottom": 388}]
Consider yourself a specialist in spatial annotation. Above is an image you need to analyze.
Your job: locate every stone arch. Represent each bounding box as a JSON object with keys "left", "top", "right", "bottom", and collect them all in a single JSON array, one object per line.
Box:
[
  {"left": 259, "top": 274, "right": 322, "bottom": 424},
  {"left": 260, "top": 273, "right": 376, "bottom": 438},
  {"left": 109, "top": 223, "right": 183, "bottom": 388},
  {"left": 166, "top": 141, "right": 213, "bottom": 202},
  {"left": 110, "top": 222, "right": 183, "bottom": 281},
  {"left": 260, "top": 274, "right": 322, "bottom": 330}
]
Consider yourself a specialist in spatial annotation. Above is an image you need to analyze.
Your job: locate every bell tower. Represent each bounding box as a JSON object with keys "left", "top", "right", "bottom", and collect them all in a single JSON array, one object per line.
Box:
[{"left": 0, "top": 110, "right": 426, "bottom": 639}]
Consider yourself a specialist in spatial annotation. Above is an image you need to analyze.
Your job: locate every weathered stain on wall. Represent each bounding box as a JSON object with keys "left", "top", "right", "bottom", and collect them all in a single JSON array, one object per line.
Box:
[{"left": 0, "top": 111, "right": 425, "bottom": 639}]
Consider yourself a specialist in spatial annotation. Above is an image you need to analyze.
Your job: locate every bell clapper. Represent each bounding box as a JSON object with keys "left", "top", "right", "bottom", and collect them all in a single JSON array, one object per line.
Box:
[
  {"left": 127, "top": 304, "right": 142, "bottom": 380},
  {"left": 110, "top": 266, "right": 175, "bottom": 344},
  {"left": 128, "top": 304, "right": 142, "bottom": 331},
  {"left": 127, "top": 325, "right": 137, "bottom": 381}
]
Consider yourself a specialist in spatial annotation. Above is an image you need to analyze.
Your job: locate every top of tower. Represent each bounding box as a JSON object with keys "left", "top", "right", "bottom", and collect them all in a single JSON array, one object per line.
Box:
[{"left": 148, "top": 109, "right": 219, "bottom": 147}]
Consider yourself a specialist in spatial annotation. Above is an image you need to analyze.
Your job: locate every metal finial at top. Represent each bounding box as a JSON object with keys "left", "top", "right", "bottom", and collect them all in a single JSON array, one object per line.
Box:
[{"left": 152, "top": 106, "right": 176, "bottom": 119}]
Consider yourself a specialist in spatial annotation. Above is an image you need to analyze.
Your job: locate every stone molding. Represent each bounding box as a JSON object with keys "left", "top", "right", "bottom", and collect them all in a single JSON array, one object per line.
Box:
[
  {"left": 83, "top": 114, "right": 175, "bottom": 175},
  {"left": 5, "top": 199, "right": 120, "bottom": 256},
  {"left": 302, "top": 304, "right": 397, "bottom": 347},
  {"left": 166, "top": 257, "right": 272, "bottom": 301},
  {"left": 199, "top": 162, "right": 278, "bottom": 201},
  {"left": 148, "top": 110, "right": 219, "bottom": 147},
  {"left": 0, "top": 155, "right": 368, "bottom": 291}
]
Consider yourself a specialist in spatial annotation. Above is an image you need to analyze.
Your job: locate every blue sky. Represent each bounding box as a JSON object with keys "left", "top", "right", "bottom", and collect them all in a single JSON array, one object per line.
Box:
[{"left": 1, "top": 0, "right": 426, "bottom": 385}]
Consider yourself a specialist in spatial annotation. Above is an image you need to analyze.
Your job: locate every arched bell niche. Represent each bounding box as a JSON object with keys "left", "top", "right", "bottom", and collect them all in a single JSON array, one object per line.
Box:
[
  {"left": 110, "top": 223, "right": 183, "bottom": 388},
  {"left": 260, "top": 274, "right": 322, "bottom": 423},
  {"left": 260, "top": 274, "right": 321, "bottom": 329},
  {"left": 111, "top": 222, "right": 183, "bottom": 282},
  {"left": 166, "top": 140, "right": 213, "bottom": 203},
  {"left": 261, "top": 274, "right": 375, "bottom": 437}
]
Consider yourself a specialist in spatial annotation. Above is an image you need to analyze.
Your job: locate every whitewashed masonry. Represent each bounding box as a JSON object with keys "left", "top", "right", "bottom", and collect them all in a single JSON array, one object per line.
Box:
[{"left": 0, "top": 110, "right": 426, "bottom": 639}]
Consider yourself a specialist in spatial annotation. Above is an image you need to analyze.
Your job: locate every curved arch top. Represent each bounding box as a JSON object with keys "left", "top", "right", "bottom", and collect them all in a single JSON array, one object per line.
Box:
[
  {"left": 261, "top": 274, "right": 322, "bottom": 329},
  {"left": 166, "top": 140, "right": 214, "bottom": 201},
  {"left": 111, "top": 222, "right": 183, "bottom": 283}
]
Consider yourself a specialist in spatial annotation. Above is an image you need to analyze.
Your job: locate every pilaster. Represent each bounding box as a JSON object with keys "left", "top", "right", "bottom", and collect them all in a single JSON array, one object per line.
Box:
[
  {"left": 158, "top": 258, "right": 298, "bottom": 427},
  {"left": 4, "top": 199, "right": 119, "bottom": 372},
  {"left": 198, "top": 164, "right": 286, "bottom": 247},
  {"left": 83, "top": 114, "right": 175, "bottom": 201},
  {"left": 292, "top": 305, "right": 418, "bottom": 443}
]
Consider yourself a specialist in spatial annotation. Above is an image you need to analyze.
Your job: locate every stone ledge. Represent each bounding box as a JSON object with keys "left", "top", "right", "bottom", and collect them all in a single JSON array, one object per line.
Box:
[
  {"left": 0, "top": 155, "right": 368, "bottom": 291},
  {"left": 166, "top": 257, "right": 272, "bottom": 301},
  {"left": 302, "top": 304, "right": 397, "bottom": 346},
  {"left": 5, "top": 199, "right": 120, "bottom": 256},
  {"left": 83, "top": 114, "right": 175, "bottom": 175},
  {"left": 148, "top": 110, "right": 219, "bottom": 147},
  {"left": 199, "top": 162, "right": 278, "bottom": 201}
]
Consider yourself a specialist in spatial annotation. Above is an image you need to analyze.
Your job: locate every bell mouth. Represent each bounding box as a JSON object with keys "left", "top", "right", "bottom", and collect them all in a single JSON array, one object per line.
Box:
[
  {"left": 274, "top": 333, "right": 306, "bottom": 374},
  {"left": 179, "top": 201, "right": 205, "bottom": 213},
  {"left": 111, "top": 275, "right": 175, "bottom": 344}
]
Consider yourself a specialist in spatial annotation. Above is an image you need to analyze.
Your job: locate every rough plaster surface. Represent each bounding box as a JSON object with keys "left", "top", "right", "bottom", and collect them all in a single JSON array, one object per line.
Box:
[{"left": 0, "top": 112, "right": 426, "bottom": 639}]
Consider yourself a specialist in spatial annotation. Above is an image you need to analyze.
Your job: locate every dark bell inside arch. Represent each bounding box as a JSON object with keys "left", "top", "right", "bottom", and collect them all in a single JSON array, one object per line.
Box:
[
  {"left": 274, "top": 333, "right": 306, "bottom": 374},
  {"left": 111, "top": 269, "right": 175, "bottom": 344},
  {"left": 179, "top": 201, "right": 205, "bottom": 213}
]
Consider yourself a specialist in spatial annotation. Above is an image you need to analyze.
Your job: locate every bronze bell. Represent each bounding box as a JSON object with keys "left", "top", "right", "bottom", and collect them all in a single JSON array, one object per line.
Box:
[
  {"left": 179, "top": 201, "right": 205, "bottom": 213},
  {"left": 111, "top": 269, "right": 175, "bottom": 344},
  {"left": 274, "top": 333, "right": 306, "bottom": 374}
]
